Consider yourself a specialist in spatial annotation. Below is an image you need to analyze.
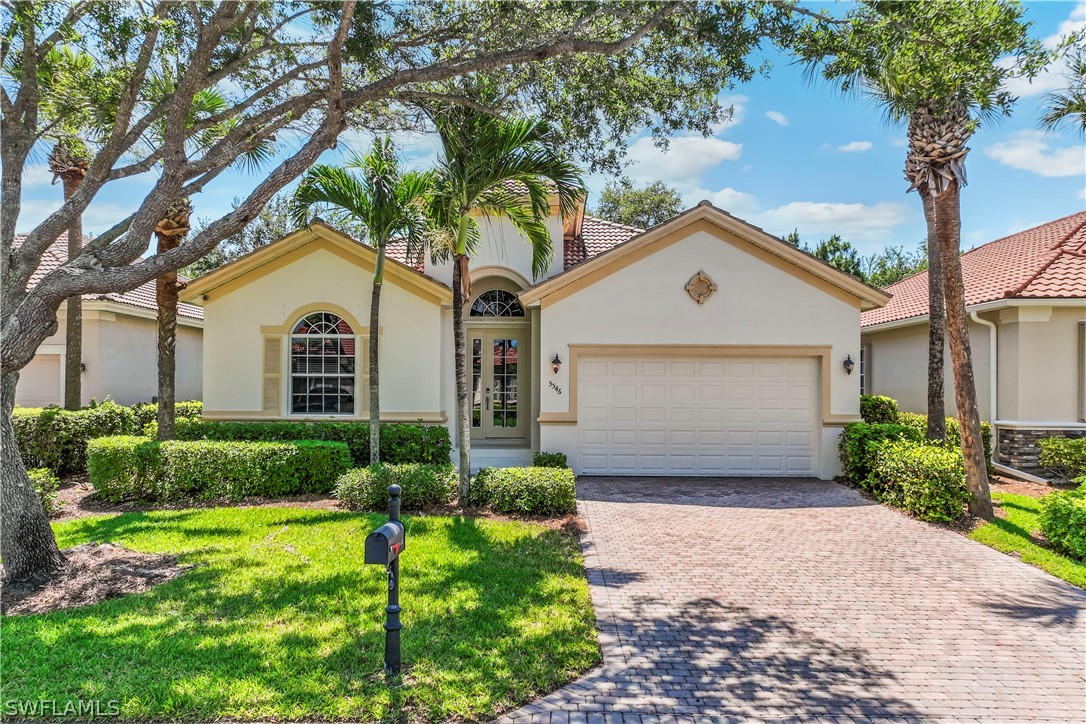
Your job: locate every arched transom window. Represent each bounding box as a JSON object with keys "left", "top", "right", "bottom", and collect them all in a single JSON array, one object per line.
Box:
[
  {"left": 290, "top": 312, "right": 356, "bottom": 415},
  {"left": 470, "top": 289, "right": 525, "bottom": 317}
]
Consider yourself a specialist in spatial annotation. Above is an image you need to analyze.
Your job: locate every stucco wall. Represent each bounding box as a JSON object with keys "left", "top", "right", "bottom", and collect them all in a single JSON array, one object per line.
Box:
[
  {"left": 537, "top": 225, "right": 864, "bottom": 479},
  {"left": 201, "top": 245, "right": 444, "bottom": 418},
  {"left": 861, "top": 304, "right": 1085, "bottom": 425},
  {"left": 14, "top": 306, "right": 203, "bottom": 407},
  {"left": 860, "top": 320, "right": 993, "bottom": 421}
]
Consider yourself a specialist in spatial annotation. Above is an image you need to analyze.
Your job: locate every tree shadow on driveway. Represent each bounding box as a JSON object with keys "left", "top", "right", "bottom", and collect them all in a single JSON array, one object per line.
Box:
[{"left": 576, "top": 476, "right": 876, "bottom": 510}]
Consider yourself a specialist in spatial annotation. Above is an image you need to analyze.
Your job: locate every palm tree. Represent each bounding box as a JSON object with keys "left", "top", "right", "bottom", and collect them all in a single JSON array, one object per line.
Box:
[
  {"left": 1040, "top": 50, "right": 1086, "bottom": 138},
  {"left": 425, "top": 105, "right": 585, "bottom": 498},
  {"left": 48, "top": 141, "right": 90, "bottom": 410},
  {"left": 290, "top": 138, "right": 431, "bottom": 463}
]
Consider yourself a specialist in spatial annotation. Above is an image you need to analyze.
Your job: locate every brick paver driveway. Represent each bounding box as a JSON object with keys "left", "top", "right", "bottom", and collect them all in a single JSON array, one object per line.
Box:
[{"left": 502, "top": 478, "right": 1086, "bottom": 723}]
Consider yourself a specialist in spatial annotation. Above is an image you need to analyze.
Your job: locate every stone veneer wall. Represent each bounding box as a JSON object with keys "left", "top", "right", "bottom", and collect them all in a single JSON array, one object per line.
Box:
[{"left": 997, "top": 427, "right": 1086, "bottom": 476}]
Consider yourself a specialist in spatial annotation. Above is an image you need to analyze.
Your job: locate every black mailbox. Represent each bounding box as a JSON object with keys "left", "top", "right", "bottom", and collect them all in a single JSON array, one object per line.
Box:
[{"left": 364, "top": 520, "right": 405, "bottom": 565}]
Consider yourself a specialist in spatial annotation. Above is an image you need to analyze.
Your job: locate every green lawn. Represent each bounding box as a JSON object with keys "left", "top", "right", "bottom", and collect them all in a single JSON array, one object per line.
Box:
[
  {"left": 3, "top": 508, "right": 598, "bottom": 721},
  {"left": 970, "top": 492, "right": 1086, "bottom": 589}
]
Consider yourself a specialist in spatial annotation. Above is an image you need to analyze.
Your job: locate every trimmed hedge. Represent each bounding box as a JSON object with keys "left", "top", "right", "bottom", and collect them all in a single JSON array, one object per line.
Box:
[
  {"left": 469, "top": 466, "right": 577, "bottom": 516},
  {"left": 860, "top": 395, "right": 899, "bottom": 424},
  {"left": 1038, "top": 437, "right": 1086, "bottom": 481},
  {"left": 839, "top": 422, "right": 923, "bottom": 491},
  {"left": 88, "top": 436, "right": 351, "bottom": 502},
  {"left": 148, "top": 419, "right": 451, "bottom": 467},
  {"left": 13, "top": 400, "right": 136, "bottom": 475},
  {"left": 897, "top": 411, "right": 993, "bottom": 464},
  {"left": 335, "top": 464, "right": 457, "bottom": 511},
  {"left": 131, "top": 400, "right": 203, "bottom": 430},
  {"left": 28, "top": 468, "right": 62, "bottom": 518},
  {"left": 1039, "top": 485, "right": 1086, "bottom": 560},
  {"left": 871, "top": 441, "right": 968, "bottom": 523},
  {"left": 533, "top": 451, "right": 568, "bottom": 468},
  {"left": 12, "top": 399, "right": 203, "bottom": 476}
]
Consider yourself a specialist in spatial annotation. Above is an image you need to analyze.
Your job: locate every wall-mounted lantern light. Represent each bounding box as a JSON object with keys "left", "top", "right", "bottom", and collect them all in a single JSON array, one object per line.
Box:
[
  {"left": 551, "top": 354, "right": 562, "bottom": 374},
  {"left": 843, "top": 355, "right": 855, "bottom": 375},
  {"left": 80, "top": 362, "right": 86, "bottom": 373}
]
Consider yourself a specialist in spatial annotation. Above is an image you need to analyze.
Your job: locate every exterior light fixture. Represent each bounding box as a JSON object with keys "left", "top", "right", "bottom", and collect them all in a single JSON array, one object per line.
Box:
[
  {"left": 843, "top": 355, "right": 855, "bottom": 375},
  {"left": 551, "top": 354, "right": 562, "bottom": 374},
  {"left": 80, "top": 362, "right": 86, "bottom": 373}
]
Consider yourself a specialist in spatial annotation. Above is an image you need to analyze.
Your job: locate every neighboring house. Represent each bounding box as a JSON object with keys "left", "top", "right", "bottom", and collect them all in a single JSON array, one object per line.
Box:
[
  {"left": 861, "top": 212, "right": 1086, "bottom": 475},
  {"left": 182, "top": 199, "right": 888, "bottom": 479},
  {"left": 14, "top": 232, "right": 203, "bottom": 407}
]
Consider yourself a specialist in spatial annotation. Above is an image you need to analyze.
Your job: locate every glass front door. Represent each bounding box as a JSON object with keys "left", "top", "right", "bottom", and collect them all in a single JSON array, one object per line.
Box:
[{"left": 471, "top": 330, "right": 524, "bottom": 439}]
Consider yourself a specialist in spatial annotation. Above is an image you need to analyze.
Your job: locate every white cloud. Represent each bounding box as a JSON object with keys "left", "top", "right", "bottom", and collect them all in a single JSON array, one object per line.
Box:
[
  {"left": 837, "top": 141, "right": 873, "bottom": 153},
  {"left": 1001, "top": 4, "right": 1086, "bottom": 98},
  {"left": 22, "top": 165, "right": 54, "bottom": 189},
  {"left": 753, "top": 201, "right": 909, "bottom": 244},
  {"left": 626, "top": 134, "right": 743, "bottom": 188},
  {"left": 1078, "top": 187, "right": 1085, "bottom": 200},
  {"left": 686, "top": 187, "right": 760, "bottom": 215},
  {"left": 984, "top": 130, "right": 1085, "bottom": 177},
  {"left": 710, "top": 94, "right": 749, "bottom": 133},
  {"left": 14, "top": 197, "right": 62, "bottom": 234},
  {"left": 765, "top": 110, "right": 789, "bottom": 127}
]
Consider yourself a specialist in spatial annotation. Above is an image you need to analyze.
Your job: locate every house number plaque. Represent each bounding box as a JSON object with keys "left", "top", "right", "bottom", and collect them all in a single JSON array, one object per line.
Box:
[
  {"left": 549, "top": 381, "right": 563, "bottom": 395},
  {"left": 685, "top": 271, "right": 718, "bottom": 304}
]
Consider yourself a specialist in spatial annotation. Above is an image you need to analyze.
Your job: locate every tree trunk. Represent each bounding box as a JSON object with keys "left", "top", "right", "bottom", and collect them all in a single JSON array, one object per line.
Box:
[
  {"left": 62, "top": 176, "right": 83, "bottom": 410},
  {"left": 369, "top": 276, "right": 382, "bottom": 465},
  {"left": 919, "top": 186, "right": 946, "bottom": 443},
  {"left": 156, "top": 234, "right": 179, "bottom": 440},
  {"left": 452, "top": 253, "right": 471, "bottom": 501},
  {"left": 933, "top": 182, "right": 993, "bottom": 520},
  {"left": 1, "top": 371, "right": 66, "bottom": 582}
]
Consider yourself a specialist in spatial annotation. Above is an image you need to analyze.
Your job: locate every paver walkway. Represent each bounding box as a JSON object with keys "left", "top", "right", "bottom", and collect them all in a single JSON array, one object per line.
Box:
[{"left": 501, "top": 478, "right": 1086, "bottom": 723}]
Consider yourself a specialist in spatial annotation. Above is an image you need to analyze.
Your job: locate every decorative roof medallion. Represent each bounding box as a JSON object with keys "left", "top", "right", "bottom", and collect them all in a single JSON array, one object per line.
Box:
[{"left": 685, "top": 271, "right": 718, "bottom": 304}]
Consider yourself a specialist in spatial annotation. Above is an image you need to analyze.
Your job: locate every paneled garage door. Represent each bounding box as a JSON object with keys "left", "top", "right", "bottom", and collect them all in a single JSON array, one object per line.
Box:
[{"left": 578, "top": 356, "right": 818, "bottom": 476}]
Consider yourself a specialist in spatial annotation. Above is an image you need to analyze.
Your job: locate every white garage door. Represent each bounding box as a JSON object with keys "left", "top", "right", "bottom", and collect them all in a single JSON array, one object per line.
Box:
[
  {"left": 578, "top": 356, "right": 818, "bottom": 476},
  {"left": 16, "top": 354, "right": 62, "bottom": 407}
]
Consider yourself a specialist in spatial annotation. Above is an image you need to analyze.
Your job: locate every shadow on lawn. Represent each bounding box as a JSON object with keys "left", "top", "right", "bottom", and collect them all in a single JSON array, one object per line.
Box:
[{"left": 8, "top": 510, "right": 595, "bottom": 723}]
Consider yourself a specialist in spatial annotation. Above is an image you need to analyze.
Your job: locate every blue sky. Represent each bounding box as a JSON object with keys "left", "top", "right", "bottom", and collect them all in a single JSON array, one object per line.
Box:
[{"left": 16, "top": 1, "right": 1086, "bottom": 257}]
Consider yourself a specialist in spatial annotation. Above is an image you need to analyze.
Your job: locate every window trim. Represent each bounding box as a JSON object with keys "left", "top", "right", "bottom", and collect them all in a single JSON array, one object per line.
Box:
[{"left": 859, "top": 344, "right": 871, "bottom": 396}]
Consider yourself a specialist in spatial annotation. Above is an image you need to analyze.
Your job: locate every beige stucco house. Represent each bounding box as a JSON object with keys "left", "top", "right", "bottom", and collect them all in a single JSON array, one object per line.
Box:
[
  {"left": 15, "top": 232, "right": 203, "bottom": 407},
  {"left": 181, "top": 201, "right": 889, "bottom": 479},
  {"left": 861, "top": 212, "right": 1086, "bottom": 475}
]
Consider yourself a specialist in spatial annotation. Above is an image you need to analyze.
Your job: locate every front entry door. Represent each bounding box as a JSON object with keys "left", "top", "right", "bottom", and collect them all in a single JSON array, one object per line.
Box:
[{"left": 471, "top": 329, "right": 524, "bottom": 439}]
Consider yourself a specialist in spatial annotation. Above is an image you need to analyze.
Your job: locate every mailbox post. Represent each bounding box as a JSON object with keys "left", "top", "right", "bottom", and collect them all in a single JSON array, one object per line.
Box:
[{"left": 364, "top": 484, "right": 405, "bottom": 676}]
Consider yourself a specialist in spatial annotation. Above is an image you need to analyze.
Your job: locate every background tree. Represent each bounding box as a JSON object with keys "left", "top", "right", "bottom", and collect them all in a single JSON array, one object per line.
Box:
[
  {"left": 290, "top": 138, "right": 431, "bottom": 464},
  {"left": 861, "top": 243, "right": 927, "bottom": 289},
  {"left": 1040, "top": 49, "right": 1086, "bottom": 137},
  {"left": 794, "top": 0, "right": 1049, "bottom": 519},
  {"left": 426, "top": 104, "right": 584, "bottom": 498},
  {"left": 591, "top": 176, "right": 682, "bottom": 228},
  {"left": 1, "top": 0, "right": 801, "bottom": 584},
  {"left": 784, "top": 230, "right": 864, "bottom": 278}
]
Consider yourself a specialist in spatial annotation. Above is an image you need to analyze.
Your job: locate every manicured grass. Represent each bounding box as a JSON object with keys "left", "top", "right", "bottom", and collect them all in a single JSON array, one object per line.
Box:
[
  {"left": 970, "top": 492, "right": 1086, "bottom": 589},
  {"left": 3, "top": 508, "right": 598, "bottom": 721}
]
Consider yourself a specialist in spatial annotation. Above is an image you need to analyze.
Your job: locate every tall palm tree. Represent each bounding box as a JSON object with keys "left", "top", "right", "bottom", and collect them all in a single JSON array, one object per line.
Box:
[
  {"left": 290, "top": 138, "right": 431, "bottom": 463},
  {"left": 48, "top": 141, "right": 90, "bottom": 410},
  {"left": 1040, "top": 50, "right": 1086, "bottom": 138},
  {"left": 425, "top": 105, "right": 585, "bottom": 498}
]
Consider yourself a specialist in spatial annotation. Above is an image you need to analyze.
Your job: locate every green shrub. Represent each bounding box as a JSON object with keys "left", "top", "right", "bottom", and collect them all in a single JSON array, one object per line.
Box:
[
  {"left": 13, "top": 400, "right": 136, "bottom": 475},
  {"left": 335, "top": 464, "right": 457, "bottom": 511},
  {"left": 88, "top": 436, "right": 351, "bottom": 502},
  {"left": 148, "top": 419, "right": 451, "bottom": 466},
  {"left": 870, "top": 441, "right": 968, "bottom": 522},
  {"left": 533, "top": 451, "right": 568, "bottom": 468},
  {"left": 860, "top": 395, "right": 899, "bottom": 424},
  {"left": 469, "top": 467, "right": 577, "bottom": 516},
  {"left": 897, "top": 411, "right": 993, "bottom": 465},
  {"left": 1039, "top": 485, "right": 1086, "bottom": 560},
  {"left": 1038, "top": 437, "right": 1086, "bottom": 481},
  {"left": 27, "top": 468, "right": 62, "bottom": 518},
  {"left": 131, "top": 400, "right": 203, "bottom": 430},
  {"left": 839, "top": 422, "right": 923, "bottom": 490}
]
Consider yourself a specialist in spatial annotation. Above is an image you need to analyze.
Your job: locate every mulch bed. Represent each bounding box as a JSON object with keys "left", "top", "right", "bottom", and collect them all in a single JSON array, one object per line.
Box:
[{"left": 1, "top": 543, "right": 190, "bottom": 616}]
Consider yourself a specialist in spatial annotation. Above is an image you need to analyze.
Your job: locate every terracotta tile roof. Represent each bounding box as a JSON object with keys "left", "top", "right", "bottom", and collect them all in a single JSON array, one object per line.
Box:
[
  {"left": 383, "top": 237, "right": 425, "bottom": 272},
  {"left": 861, "top": 211, "right": 1086, "bottom": 328},
  {"left": 564, "top": 215, "right": 643, "bottom": 270},
  {"left": 17, "top": 232, "right": 204, "bottom": 320}
]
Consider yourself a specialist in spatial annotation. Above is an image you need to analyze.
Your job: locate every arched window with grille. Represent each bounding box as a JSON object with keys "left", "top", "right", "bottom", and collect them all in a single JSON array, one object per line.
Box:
[
  {"left": 290, "top": 312, "right": 356, "bottom": 415},
  {"left": 470, "top": 289, "right": 525, "bottom": 317}
]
